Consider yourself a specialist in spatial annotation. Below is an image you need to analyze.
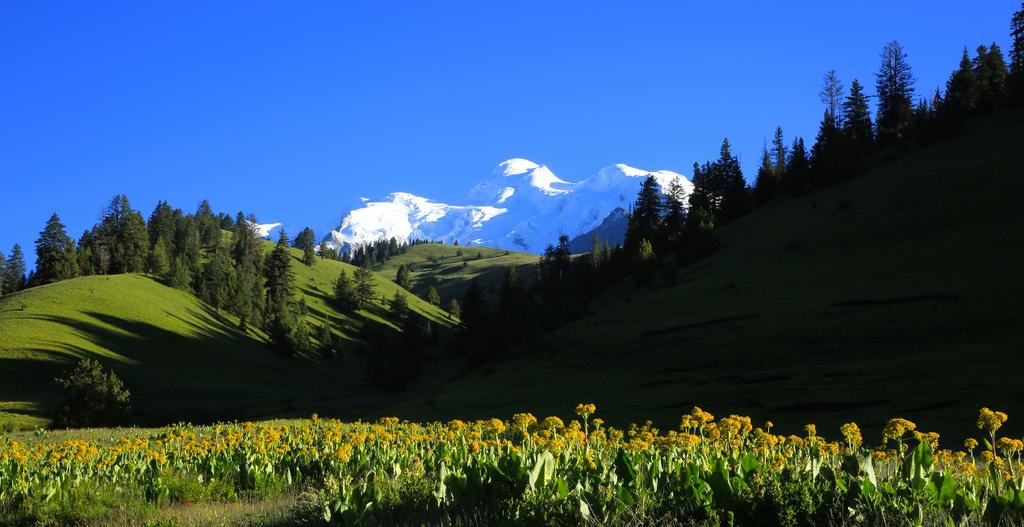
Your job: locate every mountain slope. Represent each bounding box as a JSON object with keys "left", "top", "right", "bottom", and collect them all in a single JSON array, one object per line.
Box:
[
  {"left": 384, "top": 113, "right": 1024, "bottom": 439},
  {"left": 0, "top": 239, "right": 451, "bottom": 429},
  {"left": 326, "top": 161, "right": 692, "bottom": 253},
  {"left": 373, "top": 243, "right": 540, "bottom": 306}
]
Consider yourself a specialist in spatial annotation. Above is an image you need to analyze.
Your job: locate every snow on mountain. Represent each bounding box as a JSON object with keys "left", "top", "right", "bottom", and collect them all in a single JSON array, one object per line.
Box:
[
  {"left": 325, "top": 160, "right": 691, "bottom": 253},
  {"left": 254, "top": 222, "right": 282, "bottom": 239}
]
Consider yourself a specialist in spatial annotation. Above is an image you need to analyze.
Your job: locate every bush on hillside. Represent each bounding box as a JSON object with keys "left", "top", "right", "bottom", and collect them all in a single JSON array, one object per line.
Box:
[{"left": 52, "top": 359, "right": 131, "bottom": 428}]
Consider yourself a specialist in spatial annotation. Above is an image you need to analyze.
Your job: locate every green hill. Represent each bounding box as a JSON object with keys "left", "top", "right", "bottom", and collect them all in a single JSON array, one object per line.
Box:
[
  {"left": 384, "top": 114, "right": 1024, "bottom": 439},
  {"left": 0, "top": 240, "right": 451, "bottom": 429},
  {"left": 372, "top": 243, "right": 539, "bottom": 305}
]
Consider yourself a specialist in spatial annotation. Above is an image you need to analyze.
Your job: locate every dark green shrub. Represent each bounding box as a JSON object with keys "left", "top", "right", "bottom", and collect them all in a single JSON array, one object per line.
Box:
[{"left": 52, "top": 358, "right": 131, "bottom": 428}]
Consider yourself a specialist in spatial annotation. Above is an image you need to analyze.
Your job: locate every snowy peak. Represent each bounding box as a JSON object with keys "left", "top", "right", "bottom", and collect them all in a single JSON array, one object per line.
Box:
[{"left": 326, "top": 159, "right": 692, "bottom": 253}]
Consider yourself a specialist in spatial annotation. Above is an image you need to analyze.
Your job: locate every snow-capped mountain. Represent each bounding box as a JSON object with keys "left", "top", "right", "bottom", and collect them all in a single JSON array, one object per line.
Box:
[{"left": 325, "top": 159, "right": 692, "bottom": 253}]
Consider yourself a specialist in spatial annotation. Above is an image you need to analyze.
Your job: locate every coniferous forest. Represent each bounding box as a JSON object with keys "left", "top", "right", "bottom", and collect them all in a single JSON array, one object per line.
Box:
[{"left": 1, "top": 3, "right": 1024, "bottom": 526}]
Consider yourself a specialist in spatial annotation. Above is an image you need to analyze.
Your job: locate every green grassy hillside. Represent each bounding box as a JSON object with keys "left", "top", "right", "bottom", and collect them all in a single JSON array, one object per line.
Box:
[
  {"left": 386, "top": 114, "right": 1024, "bottom": 439},
  {"left": 0, "top": 240, "right": 451, "bottom": 429},
  {"left": 373, "top": 243, "right": 539, "bottom": 305}
]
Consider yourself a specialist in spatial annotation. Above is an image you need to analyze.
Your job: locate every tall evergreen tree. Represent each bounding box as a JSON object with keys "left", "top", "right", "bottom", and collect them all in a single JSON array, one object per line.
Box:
[
  {"left": 753, "top": 143, "right": 776, "bottom": 205},
  {"left": 497, "top": 264, "right": 526, "bottom": 313},
  {"left": 293, "top": 227, "right": 317, "bottom": 266},
  {"left": 5, "top": 244, "right": 27, "bottom": 292},
  {"left": 875, "top": 41, "right": 915, "bottom": 144},
  {"left": 264, "top": 229, "right": 296, "bottom": 326},
  {"left": 147, "top": 236, "right": 171, "bottom": 279},
  {"left": 147, "top": 201, "right": 177, "bottom": 250},
  {"left": 396, "top": 264, "right": 412, "bottom": 290},
  {"left": 842, "top": 79, "right": 874, "bottom": 157},
  {"left": 195, "top": 199, "right": 221, "bottom": 248},
  {"left": 974, "top": 43, "right": 1010, "bottom": 111},
  {"left": 446, "top": 298, "right": 461, "bottom": 320},
  {"left": 784, "top": 137, "right": 811, "bottom": 193},
  {"left": 353, "top": 265, "right": 376, "bottom": 308},
  {"left": 820, "top": 69, "right": 846, "bottom": 122},
  {"left": 661, "top": 178, "right": 688, "bottom": 242},
  {"left": 333, "top": 269, "right": 359, "bottom": 311},
  {"left": 169, "top": 256, "right": 192, "bottom": 291},
  {"left": 771, "top": 127, "right": 787, "bottom": 177},
  {"left": 1012, "top": 2, "right": 1024, "bottom": 100},
  {"left": 624, "top": 175, "right": 663, "bottom": 255},
  {"left": 76, "top": 230, "right": 100, "bottom": 276},
  {"left": 944, "top": 48, "right": 979, "bottom": 123},
  {"left": 230, "top": 212, "right": 264, "bottom": 330},
  {"left": 714, "top": 138, "right": 749, "bottom": 222},
  {"left": 810, "top": 110, "right": 844, "bottom": 185},
  {"left": 34, "top": 213, "right": 79, "bottom": 285},
  {"left": 200, "top": 245, "right": 234, "bottom": 310},
  {"left": 98, "top": 195, "right": 149, "bottom": 274},
  {"left": 0, "top": 252, "right": 6, "bottom": 296}
]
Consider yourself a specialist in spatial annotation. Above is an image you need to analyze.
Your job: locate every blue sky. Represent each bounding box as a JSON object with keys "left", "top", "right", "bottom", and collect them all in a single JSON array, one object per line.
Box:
[{"left": 1, "top": 1, "right": 1016, "bottom": 268}]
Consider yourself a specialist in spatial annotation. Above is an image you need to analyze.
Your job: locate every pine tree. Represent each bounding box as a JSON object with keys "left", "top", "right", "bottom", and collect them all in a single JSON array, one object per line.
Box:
[
  {"left": 875, "top": 41, "right": 915, "bottom": 145},
  {"left": 624, "top": 175, "right": 663, "bottom": 255},
  {"left": 264, "top": 230, "right": 296, "bottom": 327},
  {"left": 396, "top": 264, "right": 412, "bottom": 290},
  {"left": 334, "top": 269, "right": 359, "bottom": 311},
  {"left": 294, "top": 227, "right": 316, "bottom": 266},
  {"left": 497, "top": 264, "right": 525, "bottom": 313},
  {"left": 819, "top": 69, "right": 846, "bottom": 123},
  {"left": 195, "top": 199, "right": 221, "bottom": 249},
  {"left": 974, "top": 43, "right": 1010, "bottom": 111},
  {"left": 169, "top": 256, "right": 192, "bottom": 291},
  {"left": 661, "top": 178, "right": 688, "bottom": 242},
  {"left": 784, "top": 137, "right": 810, "bottom": 193},
  {"left": 98, "top": 195, "right": 149, "bottom": 274},
  {"left": 34, "top": 213, "right": 79, "bottom": 285},
  {"left": 842, "top": 79, "right": 874, "bottom": 157},
  {"left": 715, "top": 138, "right": 749, "bottom": 222},
  {"left": 810, "top": 110, "right": 844, "bottom": 185},
  {"left": 353, "top": 265, "right": 376, "bottom": 308},
  {"left": 753, "top": 143, "right": 776, "bottom": 205},
  {"left": 230, "top": 212, "right": 265, "bottom": 330},
  {"left": 5, "top": 244, "right": 27, "bottom": 292},
  {"left": 147, "top": 201, "right": 177, "bottom": 250},
  {"left": 1012, "top": 2, "right": 1024, "bottom": 101},
  {"left": 147, "top": 237, "right": 171, "bottom": 280},
  {"left": 771, "top": 127, "right": 787, "bottom": 177},
  {"left": 201, "top": 246, "right": 234, "bottom": 310},
  {"left": 426, "top": 286, "right": 441, "bottom": 306},
  {"left": 944, "top": 48, "right": 979, "bottom": 123}
]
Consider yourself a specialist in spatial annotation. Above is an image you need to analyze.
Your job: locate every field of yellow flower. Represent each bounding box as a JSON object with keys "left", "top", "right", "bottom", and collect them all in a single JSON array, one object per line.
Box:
[{"left": 2, "top": 406, "right": 1024, "bottom": 526}]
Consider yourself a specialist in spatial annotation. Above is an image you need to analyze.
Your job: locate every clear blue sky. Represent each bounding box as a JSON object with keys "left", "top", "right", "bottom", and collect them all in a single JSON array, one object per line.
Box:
[{"left": 1, "top": 1, "right": 1017, "bottom": 268}]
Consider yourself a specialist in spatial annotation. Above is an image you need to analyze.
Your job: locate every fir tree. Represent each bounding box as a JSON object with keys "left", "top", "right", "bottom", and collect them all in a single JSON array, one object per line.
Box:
[
  {"left": 944, "top": 48, "right": 979, "bottom": 123},
  {"left": 147, "top": 201, "right": 177, "bottom": 250},
  {"left": 771, "top": 127, "right": 787, "bottom": 177},
  {"left": 1012, "top": 2, "right": 1024, "bottom": 100},
  {"left": 624, "top": 175, "right": 663, "bottom": 254},
  {"left": 784, "top": 137, "right": 811, "bottom": 193},
  {"left": 715, "top": 138, "right": 749, "bottom": 222},
  {"left": 147, "top": 237, "right": 171, "bottom": 280},
  {"left": 390, "top": 289, "right": 410, "bottom": 319},
  {"left": 810, "top": 110, "right": 844, "bottom": 185},
  {"left": 230, "top": 212, "right": 265, "bottom": 330},
  {"left": 975, "top": 43, "right": 1010, "bottom": 111},
  {"left": 426, "top": 286, "right": 441, "bottom": 306},
  {"left": 201, "top": 246, "right": 234, "bottom": 310},
  {"left": 497, "top": 264, "right": 526, "bottom": 313},
  {"left": 819, "top": 69, "right": 846, "bottom": 122},
  {"left": 98, "top": 195, "right": 149, "bottom": 274},
  {"left": 264, "top": 230, "right": 296, "bottom": 327},
  {"left": 842, "top": 79, "right": 874, "bottom": 156},
  {"left": 396, "top": 264, "right": 412, "bottom": 290},
  {"left": 334, "top": 269, "right": 359, "bottom": 311},
  {"left": 34, "top": 213, "right": 79, "bottom": 285},
  {"left": 5, "top": 244, "right": 27, "bottom": 292},
  {"left": 661, "top": 178, "right": 688, "bottom": 242},
  {"left": 294, "top": 227, "right": 317, "bottom": 266},
  {"left": 353, "top": 265, "right": 376, "bottom": 308},
  {"left": 169, "top": 256, "right": 192, "bottom": 291},
  {"left": 195, "top": 199, "right": 221, "bottom": 249},
  {"left": 875, "top": 41, "right": 915, "bottom": 144},
  {"left": 446, "top": 298, "right": 461, "bottom": 320},
  {"left": 753, "top": 143, "right": 777, "bottom": 205}
]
